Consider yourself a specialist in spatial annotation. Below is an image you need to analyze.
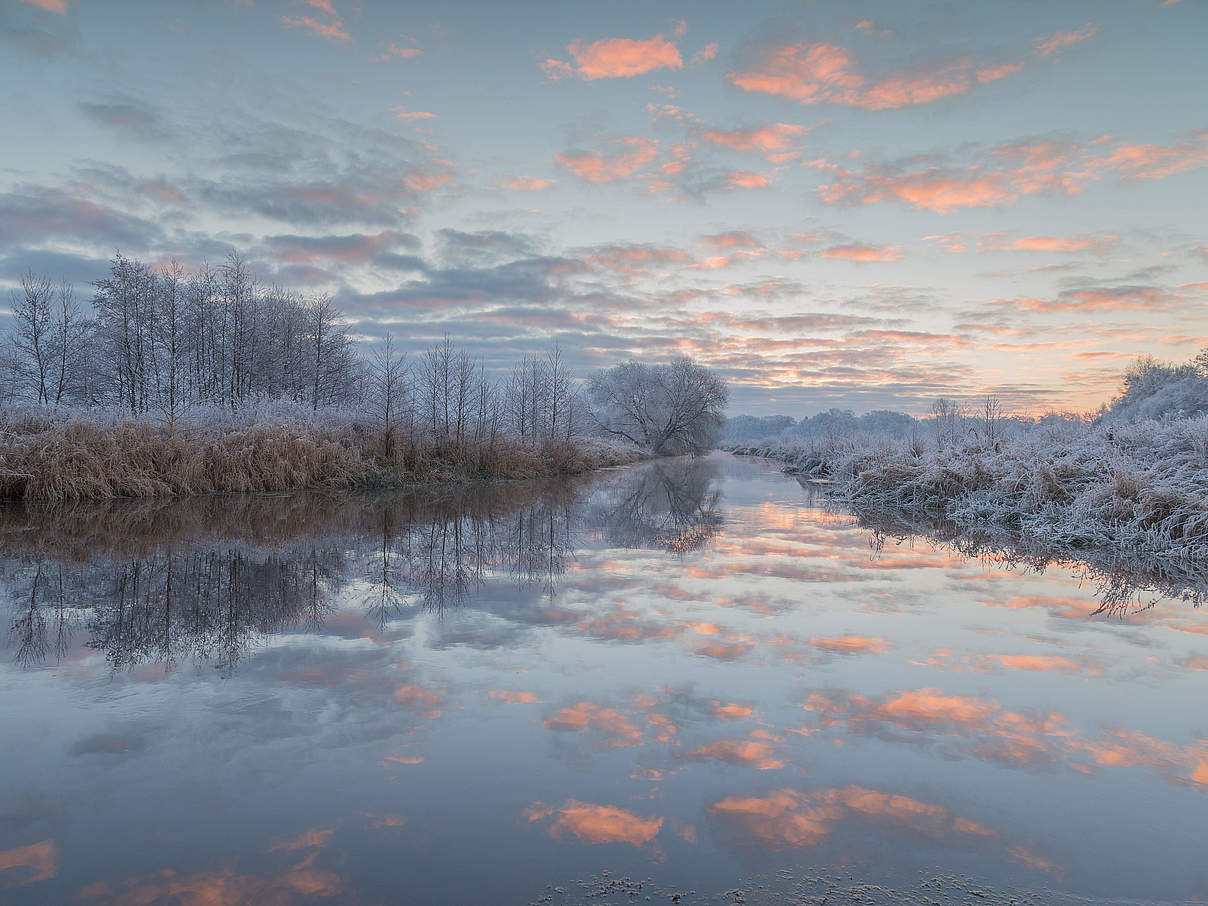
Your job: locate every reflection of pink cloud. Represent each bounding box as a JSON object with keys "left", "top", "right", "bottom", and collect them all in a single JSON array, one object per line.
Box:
[
  {"left": 544, "top": 702, "right": 644, "bottom": 747},
  {"left": 689, "top": 737, "right": 786, "bottom": 770},
  {"left": 710, "top": 785, "right": 1052, "bottom": 868},
  {"left": 528, "top": 800, "right": 664, "bottom": 847},
  {"left": 809, "top": 635, "right": 891, "bottom": 654},
  {"left": 18, "top": 0, "right": 67, "bottom": 11},
  {"left": 801, "top": 687, "right": 1208, "bottom": 788}
]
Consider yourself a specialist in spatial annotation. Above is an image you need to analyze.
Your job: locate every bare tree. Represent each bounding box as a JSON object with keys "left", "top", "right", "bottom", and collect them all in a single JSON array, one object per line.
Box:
[
  {"left": 589, "top": 358, "right": 728, "bottom": 455},
  {"left": 10, "top": 271, "right": 54, "bottom": 405}
]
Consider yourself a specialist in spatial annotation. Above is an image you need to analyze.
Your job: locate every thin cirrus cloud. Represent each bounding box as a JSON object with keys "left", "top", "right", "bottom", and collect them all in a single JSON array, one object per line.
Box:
[
  {"left": 1033, "top": 23, "right": 1099, "bottom": 57},
  {"left": 817, "top": 131, "right": 1208, "bottom": 212},
  {"left": 373, "top": 41, "right": 422, "bottom": 62},
  {"left": 282, "top": 0, "right": 349, "bottom": 42}
]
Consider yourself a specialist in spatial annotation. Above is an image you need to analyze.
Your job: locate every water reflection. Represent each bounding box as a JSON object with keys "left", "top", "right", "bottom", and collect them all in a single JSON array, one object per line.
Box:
[
  {"left": 1, "top": 457, "right": 724, "bottom": 672},
  {"left": 2, "top": 454, "right": 1207, "bottom": 905}
]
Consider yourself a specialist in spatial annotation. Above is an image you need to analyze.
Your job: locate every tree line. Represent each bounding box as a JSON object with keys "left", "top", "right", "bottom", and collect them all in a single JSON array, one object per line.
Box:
[{"left": 2, "top": 251, "right": 729, "bottom": 456}]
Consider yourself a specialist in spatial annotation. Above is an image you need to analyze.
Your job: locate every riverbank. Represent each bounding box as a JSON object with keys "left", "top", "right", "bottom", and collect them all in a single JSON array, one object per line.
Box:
[
  {"left": 730, "top": 414, "right": 1208, "bottom": 580},
  {"left": 0, "top": 409, "right": 646, "bottom": 500}
]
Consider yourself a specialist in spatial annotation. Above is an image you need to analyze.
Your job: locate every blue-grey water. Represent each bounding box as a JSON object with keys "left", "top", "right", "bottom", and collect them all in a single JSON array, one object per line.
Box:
[{"left": 1, "top": 455, "right": 1205, "bottom": 904}]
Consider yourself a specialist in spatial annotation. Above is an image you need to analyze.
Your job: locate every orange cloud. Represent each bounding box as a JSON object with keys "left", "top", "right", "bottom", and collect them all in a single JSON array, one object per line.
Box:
[
  {"left": 555, "top": 137, "right": 659, "bottom": 183},
  {"left": 529, "top": 800, "right": 664, "bottom": 847},
  {"left": 500, "top": 176, "right": 554, "bottom": 191},
  {"left": 0, "top": 840, "right": 58, "bottom": 888},
  {"left": 545, "top": 27, "right": 685, "bottom": 80},
  {"left": 1033, "top": 24, "right": 1099, "bottom": 57},
  {"left": 821, "top": 243, "right": 903, "bottom": 262}
]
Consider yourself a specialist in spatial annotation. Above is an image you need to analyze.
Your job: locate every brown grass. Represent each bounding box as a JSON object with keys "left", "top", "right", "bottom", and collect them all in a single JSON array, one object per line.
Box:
[{"left": 0, "top": 418, "right": 645, "bottom": 501}]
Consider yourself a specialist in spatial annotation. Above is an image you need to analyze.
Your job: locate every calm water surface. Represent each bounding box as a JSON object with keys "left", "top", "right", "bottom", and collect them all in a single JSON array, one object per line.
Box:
[{"left": 1, "top": 455, "right": 1206, "bottom": 904}]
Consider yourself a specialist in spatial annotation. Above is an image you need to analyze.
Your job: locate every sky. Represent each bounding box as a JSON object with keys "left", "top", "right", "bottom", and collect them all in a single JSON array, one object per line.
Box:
[{"left": 0, "top": 0, "right": 1205, "bottom": 416}]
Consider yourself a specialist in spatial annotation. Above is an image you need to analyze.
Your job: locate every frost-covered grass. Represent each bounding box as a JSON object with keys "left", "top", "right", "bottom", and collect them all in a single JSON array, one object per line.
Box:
[
  {"left": 0, "top": 404, "right": 646, "bottom": 500},
  {"left": 731, "top": 415, "right": 1208, "bottom": 588}
]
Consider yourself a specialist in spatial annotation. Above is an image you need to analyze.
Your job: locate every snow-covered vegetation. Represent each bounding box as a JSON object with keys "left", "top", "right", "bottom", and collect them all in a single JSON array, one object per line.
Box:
[
  {"left": 0, "top": 253, "right": 728, "bottom": 499},
  {"left": 731, "top": 349, "right": 1208, "bottom": 586}
]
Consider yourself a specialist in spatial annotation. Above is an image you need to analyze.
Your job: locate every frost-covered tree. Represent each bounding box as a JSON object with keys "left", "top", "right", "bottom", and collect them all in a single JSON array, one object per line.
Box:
[{"left": 589, "top": 358, "right": 728, "bottom": 454}]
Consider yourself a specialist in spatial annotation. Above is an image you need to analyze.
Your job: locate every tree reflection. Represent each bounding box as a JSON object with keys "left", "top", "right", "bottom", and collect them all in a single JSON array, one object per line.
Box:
[
  {"left": 587, "top": 457, "right": 724, "bottom": 554},
  {"left": 859, "top": 510, "right": 1208, "bottom": 615},
  {"left": 1, "top": 457, "right": 725, "bottom": 671}
]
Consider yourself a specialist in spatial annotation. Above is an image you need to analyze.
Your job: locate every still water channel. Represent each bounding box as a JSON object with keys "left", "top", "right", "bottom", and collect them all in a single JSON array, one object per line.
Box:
[{"left": 1, "top": 454, "right": 1205, "bottom": 904}]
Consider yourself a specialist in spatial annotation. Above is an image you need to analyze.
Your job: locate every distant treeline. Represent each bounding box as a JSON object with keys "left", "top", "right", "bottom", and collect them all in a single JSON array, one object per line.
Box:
[{"left": 723, "top": 347, "right": 1208, "bottom": 444}]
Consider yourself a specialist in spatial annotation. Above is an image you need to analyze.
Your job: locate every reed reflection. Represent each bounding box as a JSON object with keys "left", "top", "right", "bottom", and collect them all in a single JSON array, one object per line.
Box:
[{"left": 2, "top": 457, "right": 725, "bottom": 672}]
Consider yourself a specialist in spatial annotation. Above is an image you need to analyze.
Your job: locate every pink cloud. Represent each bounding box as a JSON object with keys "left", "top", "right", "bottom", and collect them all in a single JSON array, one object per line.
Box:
[
  {"left": 16, "top": 0, "right": 66, "bottom": 12},
  {"left": 1011, "top": 235, "right": 1118, "bottom": 252},
  {"left": 726, "top": 41, "right": 994, "bottom": 110},
  {"left": 690, "top": 42, "right": 719, "bottom": 65},
  {"left": 818, "top": 131, "right": 1208, "bottom": 211},
  {"left": 545, "top": 26, "right": 685, "bottom": 80},
  {"left": 1033, "top": 23, "right": 1099, "bottom": 57},
  {"left": 373, "top": 41, "right": 422, "bottom": 62},
  {"left": 555, "top": 137, "right": 659, "bottom": 183},
  {"left": 1000, "top": 286, "right": 1176, "bottom": 312},
  {"left": 726, "top": 170, "right": 770, "bottom": 189},
  {"left": 821, "top": 243, "right": 904, "bottom": 262},
  {"left": 391, "top": 107, "right": 436, "bottom": 120},
  {"left": 700, "top": 122, "right": 805, "bottom": 154},
  {"left": 500, "top": 176, "right": 554, "bottom": 191},
  {"left": 977, "top": 62, "right": 1024, "bottom": 83}
]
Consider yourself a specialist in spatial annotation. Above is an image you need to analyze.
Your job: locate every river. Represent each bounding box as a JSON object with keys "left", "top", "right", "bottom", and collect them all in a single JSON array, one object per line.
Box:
[{"left": 1, "top": 454, "right": 1205, "bottom": 904}]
